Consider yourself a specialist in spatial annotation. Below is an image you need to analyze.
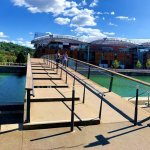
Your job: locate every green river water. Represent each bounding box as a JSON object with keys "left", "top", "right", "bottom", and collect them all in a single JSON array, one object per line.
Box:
[
  {"left": 90, "top": 75, "right": 150, "bottom": 97},
  {"left": 0, "top": 72, "right": 149, "bottom": 104}
]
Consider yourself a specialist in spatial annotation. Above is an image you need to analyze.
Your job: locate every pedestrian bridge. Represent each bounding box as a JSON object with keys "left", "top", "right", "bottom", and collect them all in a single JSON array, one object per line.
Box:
[{"left": 23, "top": 54, "right": 150, "bottom": 131}]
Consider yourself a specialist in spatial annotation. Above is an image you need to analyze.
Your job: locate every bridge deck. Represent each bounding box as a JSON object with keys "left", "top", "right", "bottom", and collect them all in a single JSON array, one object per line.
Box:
[{"left": 23, "top": 58, "right": 150, "bottom": 129}]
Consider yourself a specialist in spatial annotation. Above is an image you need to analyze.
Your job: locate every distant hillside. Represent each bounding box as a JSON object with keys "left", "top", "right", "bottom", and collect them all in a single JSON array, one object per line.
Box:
[{"left": 0, "top": 42, "right": 35, "bottom": 63}]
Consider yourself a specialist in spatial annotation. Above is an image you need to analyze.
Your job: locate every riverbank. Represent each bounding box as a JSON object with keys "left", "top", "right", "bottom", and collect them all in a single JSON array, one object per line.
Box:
[
  {"left": 110, "top": 69, "right": 150, "bottom": 76},
  {"left": 0, "top": 66, "right": 26, "bottom": 73}
]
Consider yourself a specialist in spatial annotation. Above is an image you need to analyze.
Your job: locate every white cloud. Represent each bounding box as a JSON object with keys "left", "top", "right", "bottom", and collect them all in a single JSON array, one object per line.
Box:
[
  {"left": 116, "top": 16, "right": 136, "bottom": 21},
  {"left": 69, "top": 9, "right": 96, "bottom": 27},
  {"left": 108, "top": 22, "right": 118, "bottom": 27},
  {"left": 12, "top": 0, "right": 27, "bottom": 6},
  {"left": 0, "top": 32, "right": 8, "bottom": 38},
  {"left": 63, "top": 7, "right": 80, "bottom": 17},
  {"left": 0, "top": 39, "right": 9, "bottom": 42},
  {"left": 71, "top": 14, "right": 96, "bottom": 27},
  {"left": 29, "top": 32, "right": 33, "bottom": 35},
  {"left": 102, "top": 17, "right": 105, "bottom": 21},
  {"left": 111, "top": 11, "right": 115, "bottom": 15},
  {"left": 103, "top": 32, "right": 115, "bottom": 36},
  {"left": 16, "top": 39, "right": 33, "bottom": 48},
  {"left": 89, "top": 0, "right": 98, "bottom": 7},
  {"left": 73, "top": 27, "right": 106, "bottom": 42},
  {"left": 97, "top": 11, "right": 112, "bottom": 15},
  {"left": 12, "top": 0, "right": 78, "bottom": 15},
  {"left": 55, "top": 17, "right": 70, "bottom": 25}
]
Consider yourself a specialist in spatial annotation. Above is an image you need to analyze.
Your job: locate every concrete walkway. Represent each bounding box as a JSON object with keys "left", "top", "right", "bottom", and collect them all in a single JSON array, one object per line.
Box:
[
  {"left": 0, "top": 121, "right": 150, "bottom": 150},
  {"left": 24, "top": 58, "right": 150, "bottom": 127}
]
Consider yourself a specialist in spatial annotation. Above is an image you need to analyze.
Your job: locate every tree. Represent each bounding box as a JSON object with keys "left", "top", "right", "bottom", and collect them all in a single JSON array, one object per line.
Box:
[
  {"left": 113, "top": 59, "right": 119, "bottom": 69},
  {"left": 0, "top": 54, "right": 6, "bottom": 62},
  {"left": 146, "top": 59, "right": 150, "bottom": 69},
  {"left": 16, "top": 52, "right": 26, "bottom": 63},
  {"left": 136, "top": 60, "right": 142, "bottom": 69}
]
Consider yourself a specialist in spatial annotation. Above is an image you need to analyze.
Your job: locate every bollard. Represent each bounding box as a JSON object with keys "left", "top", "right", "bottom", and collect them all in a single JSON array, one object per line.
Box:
[
  {"left": 71, "top": 86, "right": 75, "bottom": 132},
  {"left": 134, "top": 86, "right": 139, "bottom": 126}
]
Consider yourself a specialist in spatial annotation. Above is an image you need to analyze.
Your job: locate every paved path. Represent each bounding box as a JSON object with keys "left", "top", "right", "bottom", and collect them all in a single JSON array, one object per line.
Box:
[{"left": 0, "top": 121, "right": 150, "bottom": 150}]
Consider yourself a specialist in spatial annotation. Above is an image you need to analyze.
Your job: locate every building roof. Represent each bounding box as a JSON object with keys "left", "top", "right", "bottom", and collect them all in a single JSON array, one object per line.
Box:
[
  {"left": 141, "top": 42, "right": 150, "bottom": 47},
  {"left": 31, "top": 33, "right": 86, "bottom": 46},
  {"left": 91, "top": 38, "right": 137, "bottom": 47}
]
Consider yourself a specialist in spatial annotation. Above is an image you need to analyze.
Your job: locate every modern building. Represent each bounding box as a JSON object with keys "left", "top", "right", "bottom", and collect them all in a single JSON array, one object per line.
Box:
[{"left": 31, "top": 33, "right": 150, "bottom": 69}]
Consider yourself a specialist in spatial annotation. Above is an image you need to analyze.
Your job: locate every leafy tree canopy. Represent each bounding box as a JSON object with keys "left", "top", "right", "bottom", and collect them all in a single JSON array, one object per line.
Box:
[
  {"left": 0, "top": 42, "right": 35, "bottom": 62},
  {"left": 146, "top": 58, "right": 150, "bottom": 69},
  {"left": 136, "top": 60, "right": 142, "bottom": 69},
  {"left": 113, "top": 59, "right": 119, "bottom": 69}
]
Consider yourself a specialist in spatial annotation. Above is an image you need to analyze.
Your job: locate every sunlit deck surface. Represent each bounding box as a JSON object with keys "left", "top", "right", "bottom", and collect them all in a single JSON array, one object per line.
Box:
[{"left": 0, "top": 58, "right": 150, "bottom": 150}]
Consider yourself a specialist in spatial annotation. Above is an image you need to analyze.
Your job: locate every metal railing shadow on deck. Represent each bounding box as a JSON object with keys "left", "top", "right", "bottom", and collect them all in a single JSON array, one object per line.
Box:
[
  {"left": 44, "top": 54, "right": 150, "bottom": 126},
  {"left": 43, "top": 55, "right": 104, "bottom": 131},
  {"left": 24, "top": 53, "right": 34, "bottom": 123}
]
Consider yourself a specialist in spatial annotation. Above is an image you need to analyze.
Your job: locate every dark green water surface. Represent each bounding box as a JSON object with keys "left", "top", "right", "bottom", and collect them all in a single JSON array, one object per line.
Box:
[{"left": 90, "top": 75, "right": 150, "bottom": 97}]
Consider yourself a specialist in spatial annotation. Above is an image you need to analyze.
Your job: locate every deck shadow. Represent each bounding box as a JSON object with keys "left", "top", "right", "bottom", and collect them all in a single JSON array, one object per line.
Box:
[
  {"left": 30, "top": 131, "right": 70, "bottom": 141},
  {"left": 85, "top": 135, "right": 110, "bottom": 148}
]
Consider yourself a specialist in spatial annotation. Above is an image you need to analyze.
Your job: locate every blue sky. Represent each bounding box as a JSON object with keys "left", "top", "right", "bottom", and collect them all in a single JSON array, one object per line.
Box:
[{"left": 0, "top": 0, "right": 150, "bottom": 47}]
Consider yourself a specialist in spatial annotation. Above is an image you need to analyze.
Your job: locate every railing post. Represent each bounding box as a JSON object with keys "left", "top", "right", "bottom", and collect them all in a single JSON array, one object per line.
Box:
[
  {"left": 47, "top": 55, "right": 48, "bottom": 65},
  {"left": 51, "top": 55, "right": 53, "bottom": 69},
  {"left": 75, "top": 61, "right": 77, "bottom": 71},
  {"left": 99, "top": 94, "right": 104, "bottom": 120},
  {"left": 148, "top": 92, "right": 150, "bottom": 107},
  {"left": 87, "top": 65, "right": 91, "bottom": 79},
  {"left": 83, "top": 86, "right": 86, "bottom": 104},
  {"left": 65, "top": 71, "right": 68, "bottom": 84},
  {"left": 60, "top": 67, "right": 62, "bottom": 78},
  {"left": 109, "top": 73, "right": 114, "bottom": 92},
  {"left": 26, "top": 89, "right": 31, "bottom": 123},
  {"left": 73, "top": 75, "right": 76, "bottom": 86},
  {"left": 71, "top": 86, "right": 75, "bottom": 132},
  {"left": 56, "top": 64, "right": 58, "bottom": 74},
  {"left": 67, "top": 60, "right": 69, "bottom": 67},
  {"left": 43, "top": 56, "right": 45, "bottom": 63},
  {"left": 134, "top": 86, "right": 139, "bottom": 126},
  {"left": 48, "top": 55, "right": 50, "bottom": 66}
]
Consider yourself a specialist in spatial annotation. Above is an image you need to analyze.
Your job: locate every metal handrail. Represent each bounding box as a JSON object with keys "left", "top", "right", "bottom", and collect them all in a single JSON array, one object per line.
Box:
[
  {"left": 49, "top": 59, "right": 104, "bottom": 98},
  {"left": 128, "top": 91, "right": 149, "bottom": 101},
  {"left": 68, "top": 57, "right": 150, "bottom": 87}
]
